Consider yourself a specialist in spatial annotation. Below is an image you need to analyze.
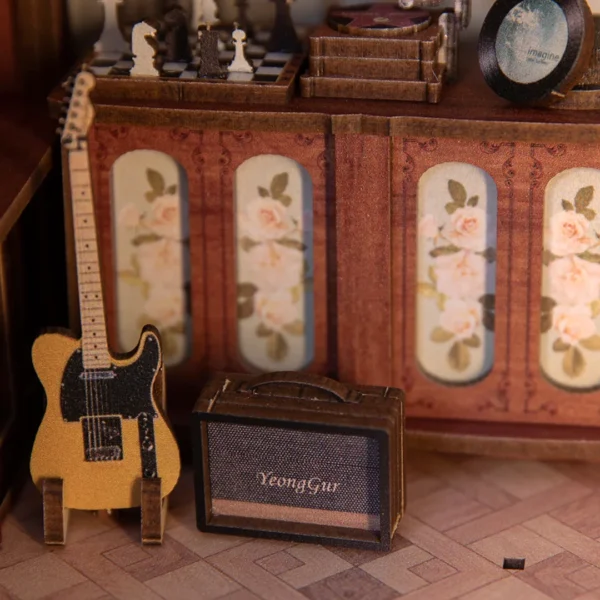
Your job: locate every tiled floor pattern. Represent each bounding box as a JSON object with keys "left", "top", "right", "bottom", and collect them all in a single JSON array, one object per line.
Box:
[{"left": 2, "top": 452, "right": 600, "bottom": 599}]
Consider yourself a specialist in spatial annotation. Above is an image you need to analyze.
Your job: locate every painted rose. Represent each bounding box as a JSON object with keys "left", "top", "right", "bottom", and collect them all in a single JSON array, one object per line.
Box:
[
  {"left": 548, "top": 256, "right": 600, "bottom": 305},
  {"left": 246, "top": 242, "right": 304, "bottom": 290},
  {"left": 145, "top": 194, "right": 182, "bottom": 240},
  {"left": 433, "top": 250, "right": 487, "bottom": 299},
  {"left": 419, "top": 214, "right": 439, "bottom": 239},
  {"left": 119, "top": 203, "right": 141, "bottom": 229},
  {"left": 143, "top": 287, "right": 185, "bottom": 329},
  {"left": 439, "top": 299, "right": 482, "bottom": 340},
  {"left": 442, "top": 206, "right": 489, "bottom": 252},
  {"left": 136, "top": 239, "right": 186, "bottom": 288},
  {"left": 255, "top": 289, "right": 300, "bottom": 332},
  {"left": 552, "top": 304, "right": 597, "bottom": 346},
  {"left": 242, "top": 198, "right": 295, "bottom": 241},
  {"left": 549, "top": 211, "right": 596, "bottom": 257}
]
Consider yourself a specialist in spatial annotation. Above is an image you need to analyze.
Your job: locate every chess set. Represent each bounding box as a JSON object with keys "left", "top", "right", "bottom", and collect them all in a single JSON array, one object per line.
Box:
[
  {"left": 87, "top": 0, "right": 305, "bottom": 105},
  {"left": 301, "top": 1, "right": 470, "bottom": 104}
]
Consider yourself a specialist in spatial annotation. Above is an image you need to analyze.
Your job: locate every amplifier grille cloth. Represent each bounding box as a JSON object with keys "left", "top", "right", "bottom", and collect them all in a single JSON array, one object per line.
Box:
[{"left": 208, "top": 422, "right": 381, "bottom": 515}]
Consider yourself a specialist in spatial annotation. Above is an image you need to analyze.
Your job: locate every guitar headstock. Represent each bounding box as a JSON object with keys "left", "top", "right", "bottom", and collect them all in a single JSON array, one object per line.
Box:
[{"left": 59, "top": 68, "right": 97, "bottom": 150}]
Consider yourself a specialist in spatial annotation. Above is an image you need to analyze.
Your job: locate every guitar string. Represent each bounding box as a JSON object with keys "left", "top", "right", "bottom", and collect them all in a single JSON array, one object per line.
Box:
[{"left": 75, "top": 182, "right": 94, "bottom": 459}]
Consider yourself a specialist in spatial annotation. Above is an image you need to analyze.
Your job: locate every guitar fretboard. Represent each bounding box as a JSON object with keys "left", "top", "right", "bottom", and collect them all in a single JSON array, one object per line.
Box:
[{"left": 68, "top": 148, "right": 111, "bottom": 370}]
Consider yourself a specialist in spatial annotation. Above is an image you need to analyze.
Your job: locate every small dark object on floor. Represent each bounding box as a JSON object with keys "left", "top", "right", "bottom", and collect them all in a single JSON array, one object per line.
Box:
[{"left": 503, "top": 558, "right": 525, "bottom": 570}]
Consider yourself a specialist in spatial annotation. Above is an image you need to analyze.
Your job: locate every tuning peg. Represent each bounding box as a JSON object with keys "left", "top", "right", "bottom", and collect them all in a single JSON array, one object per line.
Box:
[
  {"left": 58, "top": 117, "right": 66, "bottom": 125},
  {"left": 56, "top": 127, "right": 64, "bottom": 135}
]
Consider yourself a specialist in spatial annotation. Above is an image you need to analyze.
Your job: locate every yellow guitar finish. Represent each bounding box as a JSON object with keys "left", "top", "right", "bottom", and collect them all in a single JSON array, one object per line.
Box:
[{"left": 30, "top": 330, "right": 181, "bottom": 511}]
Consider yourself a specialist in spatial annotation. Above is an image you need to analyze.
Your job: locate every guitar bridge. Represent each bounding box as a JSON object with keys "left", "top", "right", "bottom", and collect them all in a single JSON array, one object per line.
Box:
[{"left": 82, "top": 416, "right": 124, "bottom": 462}]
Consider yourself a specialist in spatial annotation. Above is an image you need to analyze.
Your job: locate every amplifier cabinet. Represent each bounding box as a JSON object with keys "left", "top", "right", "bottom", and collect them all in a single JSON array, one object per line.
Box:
[{"left": 192, "top": 372, "right": 405, "bottom": 550}]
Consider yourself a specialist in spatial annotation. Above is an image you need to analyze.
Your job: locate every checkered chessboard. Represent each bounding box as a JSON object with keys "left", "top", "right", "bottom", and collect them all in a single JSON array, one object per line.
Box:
[{"left": 90, "top": 32, "right": 294, "bottom": 84}]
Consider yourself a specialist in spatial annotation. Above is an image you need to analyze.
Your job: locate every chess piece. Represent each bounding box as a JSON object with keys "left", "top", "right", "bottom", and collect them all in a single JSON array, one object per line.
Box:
[
  {"left": 197, "top": 24, "right": 224, "bottom": 78},
  {"left": 268, "top": 0, "right": 302, "bottom": 53},
  {"left": 164, "top": 4, "right": 192, "bottom": 62},
  {"left": 228, "top": 26, "right": 254, "bottom": 73},
  {"left": 131, "top": 22, "right": 160, "bottom": 77},
  {"left": 235, "top": 0, "right": 253, "bottom": 39},
  {"left": 95, "top": 0, "right": 128, "bottom": 54},
  {"left": 193, "top": 0, "right": 219, "bottom": 28}
]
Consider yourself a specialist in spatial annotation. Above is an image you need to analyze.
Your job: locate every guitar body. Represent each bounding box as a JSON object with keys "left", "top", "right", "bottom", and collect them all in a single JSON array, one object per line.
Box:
[{"left": 30, "top": 327, "right": 181, "bottom": 511}]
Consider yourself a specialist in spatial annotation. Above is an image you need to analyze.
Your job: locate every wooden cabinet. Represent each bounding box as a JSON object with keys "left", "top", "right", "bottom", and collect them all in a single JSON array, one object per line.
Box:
[{"left": 54, "top": 50, "right": 600, "bottom": 458}]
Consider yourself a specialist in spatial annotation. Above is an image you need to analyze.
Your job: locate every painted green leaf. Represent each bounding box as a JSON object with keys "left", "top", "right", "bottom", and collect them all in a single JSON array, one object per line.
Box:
[
  {"left": 540, "top": 296, "right": 557, "bottom": 312},
  {"left": 417, "top": 282, "right": 437, "bottom": 298},
  {"left": 580, "top": 334, "right": 600, "bottom": 351},
  {"left": 283, "top": 320, "right": 305, "bottom": 336},
  {"left": 238, "top": 282, "right": 258, "bottom": 298},
  {"left": 240, "top": 237, "right": 260, "bottom": 252},
  {"left": 577, "top": 251, "right": 600, "bottom": 264},
  {"left": 542, "top": 249, "right": 558, "bottom": 266},
  {"left": 430, "top": 327, "right": 455, "bottom": 343},
  {"left": 428, "top": 266, "right": 437, "bottom": 283},
  {"left": 278, "top": 194, "right": 293, "bottom": 207},
  {"left": 277, "top": 238, "right": 306, "bottom": 251},
  {"left": 147, "top": 169, "right": 165, "bottom": 194},
  {"left": 267, "top": 332, "right": 288, "bottom": 361},
  {"left": 463, "top": 334, "right": 481, "bottom": 348},
  {"left": 482, "top": 311, "right": 495, "bottom": 332},
  {"left": 540, "top": 312, "right": 553, "bottom": 334},
  {"left": 575, "top": 185, "right": 594, "bottom": 211},
  {"left": 467, "top": 195, "right": 479, "bottom": 207},
  {"left": 445, "top": 202, "right": 459, "bottom": 215},
  {"left": 238, "top": 298, "right": 254, "bottom": 320},
  {"left": 270, "top": 173, "right": 289, "bottom": 198},
  {"left": 448, "top": 180, "right": 467, "bottom": 206},
  {"left": 258, "top": 186, "right": 270, "bottom": 198},
  {"left": 481, "top": 247, "right": 497, "bottom": 263},
  {"left": 256, "top": 323, "right": 272, "bottom": 338},
  {"left": 591, "top": 299, "right": 600, "bottom": 318},
  {"left": 553, "top": 338, "right": 570, "bottom": 352},
  {"left": 290, "top": 284, "right": 302, "bottom": 303},
  {"left": 563, "top": 345, "right": 585, "bottom": 378},
  {"left": 132, "top": 233, "right": 162, "bottom": 246},
  {"left": 145, "top": 191, "right": 157, "bottom": 203},
  {"left": 448, "top": 341, "right": 470, "bottom": 372},
  {"left": 562, "top": 200, "right": 574, "bottom": 212},
  {"left": 581, "top": 209, "right": 596, "bottom": 221},
  {"left": 479, "top": 294, "right": 495, "bottom": 311},
  {"left": 166, "top": 184, "right": 178, "bottom": 195},
  {"left": 429, "top": 245, "right": 461, "bottom": 258},
  {"left": 436, "top": 293, "right": 447, "bottom": 312}
]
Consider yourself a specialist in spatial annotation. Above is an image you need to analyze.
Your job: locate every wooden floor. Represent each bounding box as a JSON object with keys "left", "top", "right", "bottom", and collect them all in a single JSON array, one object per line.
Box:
[{"left": 1, "top": 451, "right": 600, "bottom": 600}]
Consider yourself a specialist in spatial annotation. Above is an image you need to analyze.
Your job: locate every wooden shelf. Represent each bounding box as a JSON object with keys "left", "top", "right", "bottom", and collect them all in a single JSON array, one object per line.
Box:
[{"left": 0, "top": 100, "right": 56, "bottom": 240}]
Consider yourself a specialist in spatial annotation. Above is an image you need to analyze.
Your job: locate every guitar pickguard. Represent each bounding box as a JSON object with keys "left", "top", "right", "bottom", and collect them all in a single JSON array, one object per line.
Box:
[{"left": 60, "top": 334, "right": 160, "bottom": 469}]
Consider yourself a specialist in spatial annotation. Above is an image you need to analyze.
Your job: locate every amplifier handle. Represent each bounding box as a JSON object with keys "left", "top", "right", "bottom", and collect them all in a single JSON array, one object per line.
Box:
[{"left": 244, "top": 372, "right": 361, "bottom": 404}]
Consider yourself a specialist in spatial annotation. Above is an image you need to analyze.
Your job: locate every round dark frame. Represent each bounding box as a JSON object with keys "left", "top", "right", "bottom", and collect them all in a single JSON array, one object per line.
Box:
[{"left": 478, "top": 0, "right": 593, "bottom": 104}]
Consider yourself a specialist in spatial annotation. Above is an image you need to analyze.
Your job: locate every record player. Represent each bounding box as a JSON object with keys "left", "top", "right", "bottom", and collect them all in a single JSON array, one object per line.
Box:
[{"left": 301, "top": 0, "right": 471, "bottom": 104}]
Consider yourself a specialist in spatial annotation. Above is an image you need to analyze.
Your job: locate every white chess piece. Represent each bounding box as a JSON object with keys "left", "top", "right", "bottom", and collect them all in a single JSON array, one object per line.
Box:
[
  {"left": 95, "top": 0, "right": 128, "bottom": 54},
  {"left": 193, "top": 0, "right": 219, "bottom": 28},
  {"left": 130, "top": 22, "right": 160, "bottom": 77},
  {"left": 228, "top": 27, "right": 254, "bottom": 73}
]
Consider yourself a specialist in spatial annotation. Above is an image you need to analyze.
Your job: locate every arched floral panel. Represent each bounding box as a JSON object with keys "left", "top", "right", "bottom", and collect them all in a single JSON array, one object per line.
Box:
[
  {"left": 235, "top": 155, "right": 314, "bottom": 372},
  {"left": 416, "top": 162, "right": 498, "bottom": 384},
  {"left": 111, "top": 150, "right": 191, "bottom": 367},
  {"left": 540, "top": 168, "right": 600, "bottom": 390}
]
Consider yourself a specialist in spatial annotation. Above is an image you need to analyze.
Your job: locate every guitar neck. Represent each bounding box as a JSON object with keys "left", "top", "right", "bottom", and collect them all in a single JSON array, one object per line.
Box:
[{"left": 68, "top": 146, "right": 111, "bottom": 370}]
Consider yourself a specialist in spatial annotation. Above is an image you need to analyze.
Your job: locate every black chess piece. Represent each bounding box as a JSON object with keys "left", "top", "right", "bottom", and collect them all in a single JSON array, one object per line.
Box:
[
  {"left": 164, "top": 4, "right": 192, "bottom": 62},
  {"left": 235, "top": 0, "right": 254, "bottom": 40},
  {"left": 197, "top": 25, "right": 224, "bottom": 78},
  {"left": 267, "top": 0, "right": 302, "bottom": 53}
]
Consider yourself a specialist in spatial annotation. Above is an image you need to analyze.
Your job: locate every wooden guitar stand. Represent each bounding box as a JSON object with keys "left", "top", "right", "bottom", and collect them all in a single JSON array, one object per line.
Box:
[{"left": 41, "top": 477, "right": 167, "bottom": 545}]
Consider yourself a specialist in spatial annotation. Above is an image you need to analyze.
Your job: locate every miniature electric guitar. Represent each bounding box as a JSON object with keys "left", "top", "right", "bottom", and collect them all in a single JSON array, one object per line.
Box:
[{"left": 30, "top": 70, "right": 181, "bottom": 512}]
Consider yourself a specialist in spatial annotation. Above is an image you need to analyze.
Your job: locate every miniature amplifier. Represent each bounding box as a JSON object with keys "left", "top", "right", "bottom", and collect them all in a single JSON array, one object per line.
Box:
[{"left": 192, "top": 372, "right": 405, "bottom": 550}]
